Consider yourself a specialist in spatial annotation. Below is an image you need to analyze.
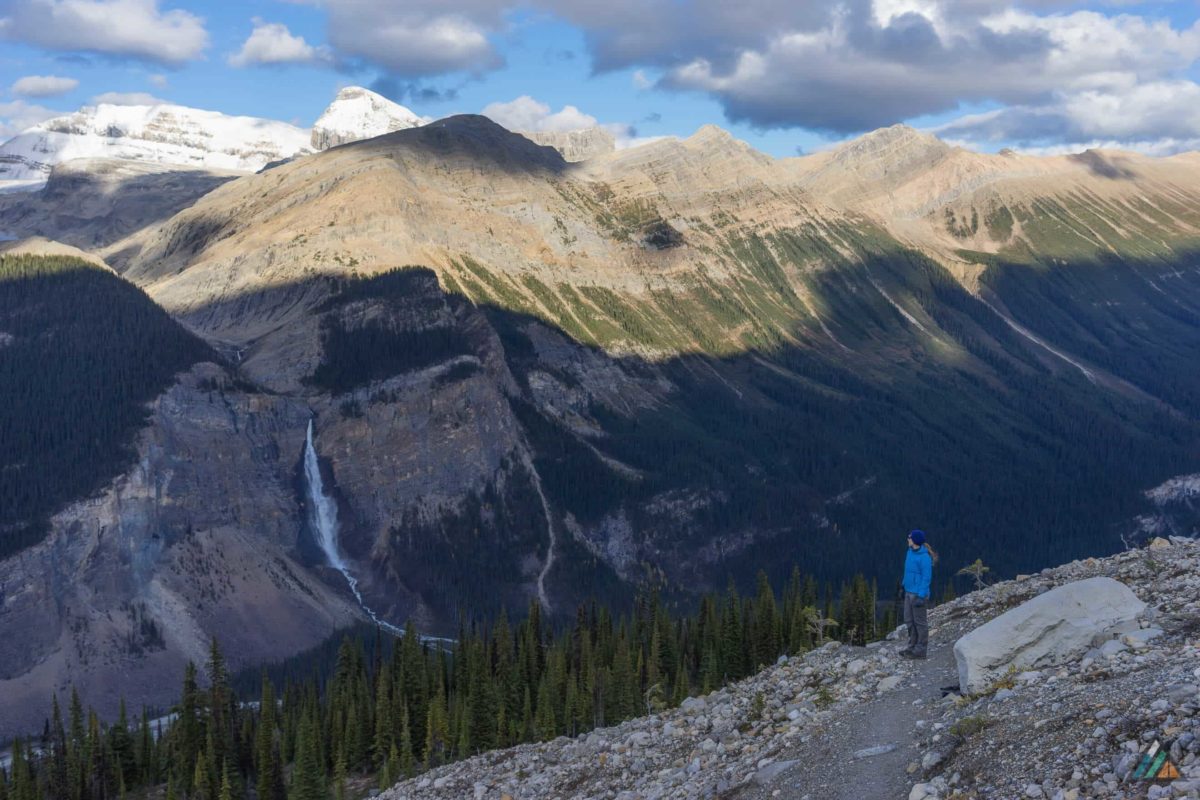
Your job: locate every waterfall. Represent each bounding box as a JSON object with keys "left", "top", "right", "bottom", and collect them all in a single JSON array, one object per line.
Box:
[{"left": 303, "top": 419, "right": 403, "bottom": 635}]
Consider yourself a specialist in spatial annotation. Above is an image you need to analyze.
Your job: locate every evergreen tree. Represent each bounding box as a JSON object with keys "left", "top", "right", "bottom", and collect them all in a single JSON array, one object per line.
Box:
[
  {"left": 218, "top": 761, "right": 234, "bottom": 800},
  {"left": 398, "top": 707, "right": 415, "bottom": 779},
  {"left": 289, "top": 713, "right": 324, "bottom": 800},
  {"left": 256, "top": 676, "right": 281, "bottom": 800},
  {"left": 423, "top": 688, "right": 449, "bottom": 769}
]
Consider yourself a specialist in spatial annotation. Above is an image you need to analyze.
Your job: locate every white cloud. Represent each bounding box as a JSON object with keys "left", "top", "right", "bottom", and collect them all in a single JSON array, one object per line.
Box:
[
  {"left": 278, "top": 1, "right": 1200, "bottom": 147},
  {"left": 935, "top": 80, "right": 1200, "bottom": 154},
  {"left": 320, "top": 0, "right": 504, "bottom": 76},
  {"left": 482, "top": 95, "right": 599, "bottom": 132},
  {"left": 0, "top": 99, "right": 62, "bottom": 140},
  {"left": 481, "top": 94, "right": 657, "bottom": 149},
  {"left": 228, "top": 19, "right": 331, "bottom": 68},
  {"left": 91, "top": 91, "right": 169, "bottom": 105},
  {"left": 10, "top": 75, "right": 79, "bottom": 97},
  {"left": 148, "top": 73, "right": 168, "bottom": 89},
  {"left": 0, "top": 0, "right": 207, "bottom": 65}
]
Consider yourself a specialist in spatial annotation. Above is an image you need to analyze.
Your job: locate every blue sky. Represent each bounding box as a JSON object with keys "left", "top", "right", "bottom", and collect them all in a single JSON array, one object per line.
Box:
[{"left": 2, "top": 0, "right": 1200, "bottom": 157}]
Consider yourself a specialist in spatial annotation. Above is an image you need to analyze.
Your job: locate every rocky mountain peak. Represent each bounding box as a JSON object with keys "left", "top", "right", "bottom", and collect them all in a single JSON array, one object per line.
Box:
[
  {"left": 685, "top": 123, "right": 745, "bottom": 152},
  {"left": 828, "top": 123, "right": 951, "bottom": 168},
  {"left": 375, "top": 114, "right": 568, "bottom": 173},
  {"left": 517, "top": 126, "right": 616, "bottom": 162},
  {"left": 310, "top": 85, "right": 424, "bottom": 150}
]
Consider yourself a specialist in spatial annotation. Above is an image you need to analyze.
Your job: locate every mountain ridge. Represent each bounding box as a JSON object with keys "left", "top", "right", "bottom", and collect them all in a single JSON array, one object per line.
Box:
[
  {"left": 1, "top": 100, "right": 1199, "bottom": 747},
  {"left": 0, "top": 102, "right": 311, "bottom": 185}
]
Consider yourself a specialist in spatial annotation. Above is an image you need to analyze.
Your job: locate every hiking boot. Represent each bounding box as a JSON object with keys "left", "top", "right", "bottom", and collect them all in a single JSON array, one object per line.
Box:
[
  {"left": 900, "top": 650, "right": 927, "bottom": 660},
  {"left": 897, "top": 647, "right": 912, "bottom": 656}
]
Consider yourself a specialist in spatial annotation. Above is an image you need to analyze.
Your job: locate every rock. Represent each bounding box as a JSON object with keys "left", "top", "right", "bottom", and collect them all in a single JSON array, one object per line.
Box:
[
  {"left": 752, "top": 759, "right": 798, "bottom": 784},
  {"left": 921, "top": 737, "right": 959, "bottom": 777},
  {"left": 908, "top": 783, "right": 935, "bottom": 800},
  {"left": 1166, "top": 684, "right": 1198, "bottom": 704},
  {"left": 847, "top": 658, "right": 868, "bottom": 675},
  {"left": 1098, "top": 640, "right": 1128, "bottom": 659},
  {"left": 627, "top": 731, "right": 652, "bottom": 747},
  {"left": 1121, "top": 628, "right": 1163, "bottom": 649},
  {"left": 878, "top": 675, "right": 903, "bottom": 692},
  {"left": 680, "top": 696, "right": 707, "bottom": 714},
  {"left": 953, "top": 577, "right": 1147, "bottom": 694},
  {"left": 854, "top": 744, "right": 897, "bottom": 758}
]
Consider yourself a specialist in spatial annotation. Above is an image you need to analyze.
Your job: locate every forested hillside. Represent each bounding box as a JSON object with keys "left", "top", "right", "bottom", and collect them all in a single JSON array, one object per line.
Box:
[
  {"left": 0, "top": 566, "right": 883, "bottom": 800},
  {"left": 0, "top": 255, "right": 213, "bottom": 557}
]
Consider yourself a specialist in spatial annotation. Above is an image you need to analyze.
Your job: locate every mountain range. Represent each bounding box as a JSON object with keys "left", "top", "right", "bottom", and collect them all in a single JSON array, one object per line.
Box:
[
  {"left": 1, "top": 91, "right": 1198, "bottom": 740},
  {"left": 0, "top": 86, "right": 424, "bottom": 188}
]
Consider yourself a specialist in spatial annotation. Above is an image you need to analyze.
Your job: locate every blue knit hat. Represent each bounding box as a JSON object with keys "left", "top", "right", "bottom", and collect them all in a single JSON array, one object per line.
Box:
[{"left": 909, "top": 529, "right": 926, "bottom": 546}]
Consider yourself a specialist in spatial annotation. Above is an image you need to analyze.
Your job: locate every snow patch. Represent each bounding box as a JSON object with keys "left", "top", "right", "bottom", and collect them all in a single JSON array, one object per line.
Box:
[
  {"left": 310, "top": 86, "right": 424, "bottom": 150},
  {"left": 0, "top": 102, "right": 310, "bottom": 181}
]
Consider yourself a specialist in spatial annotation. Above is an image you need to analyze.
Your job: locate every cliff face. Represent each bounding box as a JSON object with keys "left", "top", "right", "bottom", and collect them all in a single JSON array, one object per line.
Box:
[
  {"left": 518, "top": 127, "right": 616, "bottom": 161},
  {"left": 0, "top": 363, "right": 360, "bottom": 739}
]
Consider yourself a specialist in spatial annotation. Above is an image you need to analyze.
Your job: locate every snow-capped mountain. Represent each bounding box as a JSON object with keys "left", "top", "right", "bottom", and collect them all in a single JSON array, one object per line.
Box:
[
  {"left": 310, "top": 86, "right": 425, "bottom": 150},
  {"left": 0, "top": 103, "right": 311, "bottom": 186}
]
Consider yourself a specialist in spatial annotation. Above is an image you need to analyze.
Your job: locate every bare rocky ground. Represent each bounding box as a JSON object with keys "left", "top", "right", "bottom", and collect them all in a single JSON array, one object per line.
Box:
[{"left": 380, "top": 538, "right": 1200, "bottom": 800}]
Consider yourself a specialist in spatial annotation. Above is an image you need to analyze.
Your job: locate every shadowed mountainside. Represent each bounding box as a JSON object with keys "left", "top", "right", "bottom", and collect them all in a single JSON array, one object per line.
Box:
[{"left": 1, "top": 116, "right": 1199, "bottom": 741}]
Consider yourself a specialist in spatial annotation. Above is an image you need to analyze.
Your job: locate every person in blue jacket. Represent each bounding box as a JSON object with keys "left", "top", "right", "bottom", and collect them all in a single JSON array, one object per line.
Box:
[{"left": 900, "top": 529, "right": 935, "bottom": 659}]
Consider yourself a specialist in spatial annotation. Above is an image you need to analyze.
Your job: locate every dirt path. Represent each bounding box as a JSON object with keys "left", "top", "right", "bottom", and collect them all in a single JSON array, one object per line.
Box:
[{"left": 732, "top": 636, "right": 959, "bottom": 800}]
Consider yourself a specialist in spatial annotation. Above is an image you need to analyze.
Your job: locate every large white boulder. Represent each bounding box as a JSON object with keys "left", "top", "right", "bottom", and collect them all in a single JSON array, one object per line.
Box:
[{"left": 954, "top": 576, "right": 1146, "bottom": 694}]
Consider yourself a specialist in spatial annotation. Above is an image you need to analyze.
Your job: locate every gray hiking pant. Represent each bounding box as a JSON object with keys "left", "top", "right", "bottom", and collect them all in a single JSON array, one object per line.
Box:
[{"left": 904, "top": 592, "right": 928, "bottom": 656}]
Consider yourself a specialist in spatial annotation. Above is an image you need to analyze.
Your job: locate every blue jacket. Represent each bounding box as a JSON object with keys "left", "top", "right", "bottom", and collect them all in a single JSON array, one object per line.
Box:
[{"left": 903, "top": 545, "right": 932, "bottom": 599}]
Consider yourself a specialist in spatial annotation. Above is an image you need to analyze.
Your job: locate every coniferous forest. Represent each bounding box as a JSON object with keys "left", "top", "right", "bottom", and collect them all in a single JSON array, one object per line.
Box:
[
  {"left": 0, "top": 255, "right": 213, "bottom": 558},
  {"left": 0, "top": 570, "right": 891, "bottom": 800}
]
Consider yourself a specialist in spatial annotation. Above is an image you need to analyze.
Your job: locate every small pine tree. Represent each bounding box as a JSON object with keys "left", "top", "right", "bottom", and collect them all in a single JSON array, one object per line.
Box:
[
  {"left": 423, "top": 693, "right": 449, "bottom": 769},
  {"left": 398, "top": 707, "right": 415, "bottom": 778},
  {"left": 218, "top": 761, "right": 234, "bottom": 800},
  {"left": 289, "top": 714, "right": 325, "bottom": 800},
  {"left": 957, "top": 559, "right": 990, "bottom": 591},
  {"left": 331, "top": 752, "right": 346, "bottom": 800}
]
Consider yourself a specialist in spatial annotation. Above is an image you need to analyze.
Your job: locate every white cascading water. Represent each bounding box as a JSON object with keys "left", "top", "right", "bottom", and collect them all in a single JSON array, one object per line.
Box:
[{"left": 303, "top": 419, "right": 403, "bottom": 635}]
